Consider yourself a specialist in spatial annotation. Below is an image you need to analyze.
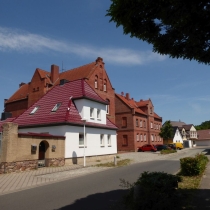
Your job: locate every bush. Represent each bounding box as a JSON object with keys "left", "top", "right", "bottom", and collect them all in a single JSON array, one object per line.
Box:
[
  {"left": 120, "top": 171, "right": 182, "bottom": 210},
  {"left": 160, "top": 149, "right": 177, "bottom": 154},
  {"left": 180, "top": 153, "right": 209, "bottom": 176}
]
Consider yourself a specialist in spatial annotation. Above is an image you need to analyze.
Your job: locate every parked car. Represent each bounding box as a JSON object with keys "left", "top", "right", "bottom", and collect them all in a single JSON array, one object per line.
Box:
[
  {"left": 155, "top": 144, "right": 170, "bottom": 151},
  {"left": 167, "top": 144, "right": 176, "bottom": 150},
  {"left": 137, "top": 144, "right": 157, "bottom": 152}
]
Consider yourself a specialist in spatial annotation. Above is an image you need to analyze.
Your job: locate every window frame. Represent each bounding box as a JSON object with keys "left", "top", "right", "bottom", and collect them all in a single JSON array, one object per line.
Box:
[
  {"left": 30, "top": 106, "right": 39, "bottom": 115},
  {"left": 79, "top": 133, "right": 86, "bottom": 147},
  {"left": 51, "top": 103, "right": 62, "bottom": 112},
  {"left": 107, "top": 134, "right": 111, "bottom": 146},
  {"left": 100, "top": 134, "right": 104, "bottom": 147},
  {"left": 90, "top": 107, "right": 94, "bottom": 119},
  {"left": 97, "top": 109, "right": 101, "bottom": 120}
]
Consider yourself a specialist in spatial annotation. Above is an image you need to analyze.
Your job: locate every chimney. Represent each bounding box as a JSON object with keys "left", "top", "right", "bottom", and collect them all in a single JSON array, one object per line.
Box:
[
  {"left": 95, "top": 57, "right": 104, "bottom": 68},
  {"left": 51, "top": 64, "right": 59, "bottom": 84},
  {"left": 19, "top": 82, "right": 26, "bottom": 88},
  {"left": 126, "top": 93, "right": 130, "bottom": 100}
]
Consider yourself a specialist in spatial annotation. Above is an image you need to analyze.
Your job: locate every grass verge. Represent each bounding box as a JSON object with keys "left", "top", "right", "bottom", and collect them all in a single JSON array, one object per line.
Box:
[
  {"left": 95, "top": 159, "right": 131, "bottom": 167},
  {"left": 160, "top": 149, "right": 177, "bottom": 154}
]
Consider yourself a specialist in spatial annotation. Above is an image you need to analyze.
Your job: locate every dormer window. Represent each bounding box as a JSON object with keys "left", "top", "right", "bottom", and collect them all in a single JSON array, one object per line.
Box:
[
  {"left": 30, "top": 106, "right": 39, "bottom": 115},
  {"left": 51, "top": 103, "right": 61, "bottom": 112}
]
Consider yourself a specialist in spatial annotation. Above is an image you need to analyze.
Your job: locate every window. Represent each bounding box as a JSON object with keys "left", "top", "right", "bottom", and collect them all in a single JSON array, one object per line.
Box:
[
  {"left": 140, "top": 120, "right": 142, "bottom": 127},
  {"left": 144, "top": 121, "right": 146, "bottom": 128},
  {"left": 154, "top": 135, "right": 156, "bottom": 141},
  {"left": 30, "top": 106, "right": 39, "bottom": 114},
  {"left": 144, "top": 134, "right": 146, "bottom": 141},
  {"left": 150, "top": 107, "right": 153, "bottom": 114},
  {"left": 79, "top": 134, "right": 84, "bottom": 146},
  {"left": 106, "top": 99, "right": 110, "bottom": 114},
  {"left": 90, "top": 108, "right": 94, "bottom": 118},
  {"left": 95, "top": 75, "right": 98, "bottom": 89},
  {"left": 52, "top": 103, "right": 61, "bottom": 112},
  {"left": 107, "top": 134, "right": 111, "bottom": 146},
  {"left": 97, "top": 109, "right": 101, "bottom": 119},
  {"left": 151, "top": 122, "right": 153, "bottom": 128},
  {"left": 122, "top": 117, "right": 127, "bottom": 127},
  {"left": 136, "top": 133, "right": 139, "bottom": 141},
  {"left": 151, "top": 134, "right": 154, "bottom": 142},
  {"left": 140, "top": 134, "right": 143, "bottom": 141},
  {"left": 136, "top": 119, "right": 138, "bottom": 127},
  {"left": 104, "top": 79, "right": 107, "bottom": 92},
  {"left": 122, "top": 135, "right": 128, "bottom": 146},
  {"left": 0, "top": 132, "right": 2, "bottom": 152},
  {"left": 100, "top": 134, "right": 104, "bottom": 146}
]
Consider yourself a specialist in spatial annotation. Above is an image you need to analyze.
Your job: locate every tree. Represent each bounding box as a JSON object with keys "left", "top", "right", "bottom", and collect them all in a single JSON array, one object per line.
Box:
[
  {"left": 159, "top": 120, "right": 174, "bottom": 143},
  {"left": 195, "top": 120, "right": 210, "bottom": 130},
  {"left": 107, "top": 0, "right": 210, "bottom": 64}
]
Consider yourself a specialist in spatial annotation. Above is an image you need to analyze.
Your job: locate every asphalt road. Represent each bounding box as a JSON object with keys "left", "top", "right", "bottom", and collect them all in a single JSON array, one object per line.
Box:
[{"left": 0, "top": 147, "right": 207, "bottom": 210}]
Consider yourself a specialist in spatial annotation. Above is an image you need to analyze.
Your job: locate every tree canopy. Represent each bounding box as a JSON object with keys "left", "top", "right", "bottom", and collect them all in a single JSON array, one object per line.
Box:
[
  {"left": 159, "top": 120, "right": 174, "bottom": 141},
  {"left": 107, "top": 0, "right": 210, "bottom": 64},
  {"left": 195, "top": 120, "right": 210, "bottom": 130}
]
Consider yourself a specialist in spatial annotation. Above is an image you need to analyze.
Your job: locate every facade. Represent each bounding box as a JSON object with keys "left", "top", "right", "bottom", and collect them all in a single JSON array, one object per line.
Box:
[
  {"left": 195, "top": 129, "right": 210, "bottom": 146},
  {"left": 3, "top": 57, "right": 115, "bottom": 123},
  {"left": 163, "top": 126, "right": 183, "bottom": 144},
  {"left": 0, "top": 79, "right": 117, "bottom": 172},
  {"left": 115, "top": 93, "right": 162, "bottom": 152}
]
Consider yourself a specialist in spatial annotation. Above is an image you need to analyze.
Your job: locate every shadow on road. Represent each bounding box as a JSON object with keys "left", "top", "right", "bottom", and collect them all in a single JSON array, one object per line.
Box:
[
  {"left": 55, "top": 188, "right": 210, "bottom": 210},
  {"left": 55, "top": 189, "right": 127, "bottom": 210}
]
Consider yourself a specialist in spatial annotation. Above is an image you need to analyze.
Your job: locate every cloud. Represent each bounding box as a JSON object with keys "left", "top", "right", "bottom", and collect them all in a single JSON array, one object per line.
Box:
[{"left": 0, "top": 26, "right": 166, "bottom": 65}]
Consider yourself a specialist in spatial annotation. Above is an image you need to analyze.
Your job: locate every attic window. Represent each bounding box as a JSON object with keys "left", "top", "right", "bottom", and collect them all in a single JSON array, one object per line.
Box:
[
  {"left": 30, "top": 106, "right": 39, "bottom": 115},
  {"left": 51, "top": 103, "right": 61, "bottom": 112}
]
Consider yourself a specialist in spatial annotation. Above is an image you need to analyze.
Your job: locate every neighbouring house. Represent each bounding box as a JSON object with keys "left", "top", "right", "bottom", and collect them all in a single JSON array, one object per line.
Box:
[
  {"left": 2, "top": 57, "right": 115, "bottom": 123},
  {"left": 195, "top": 129, "right": 210, "bottom": 146},
  {"left": 115, "top": 93, "right": 162, "bottom": 152},
  {"left": 0, "top": 79, "right": 118, "bottom": 173},
  {"left": 163, "top": 126, "right": 183, "bottom": 144},
  {"left": 165, "top": 121, "right": 197, "bottom": 148}
]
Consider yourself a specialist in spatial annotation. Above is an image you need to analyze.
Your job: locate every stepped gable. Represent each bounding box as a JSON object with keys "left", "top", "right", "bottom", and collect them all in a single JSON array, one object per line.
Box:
[{"left": 13, "top": 79, "right": 117, "bottom": 129}]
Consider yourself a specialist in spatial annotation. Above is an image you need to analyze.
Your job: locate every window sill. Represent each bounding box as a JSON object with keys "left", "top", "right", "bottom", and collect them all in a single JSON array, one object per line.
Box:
[
  {"left": 108, "top": 145, "right": 112, "bottom": 147},
  {"left": 100, "top": 145, "right": 105, "bottom": 147},
  {"left": 97, "top": 118, "right": 101, "bottom": 121},
  {"left": 79, "top": 146, "right": 87, "bottom": 148},
  {"left": 90, "top": 117, "right": 95, "bottom": 120}
]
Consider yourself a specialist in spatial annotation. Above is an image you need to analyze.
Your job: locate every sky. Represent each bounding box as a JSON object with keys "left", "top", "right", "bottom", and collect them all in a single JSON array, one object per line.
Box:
[{"left": 0, "top": 0, "right": 210, "bottom": 126}]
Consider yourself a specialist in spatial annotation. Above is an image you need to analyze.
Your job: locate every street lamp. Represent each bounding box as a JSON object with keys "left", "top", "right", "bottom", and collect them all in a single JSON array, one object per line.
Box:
[{"left": 81, "top": 118, "right": 87, "bottom": 167}]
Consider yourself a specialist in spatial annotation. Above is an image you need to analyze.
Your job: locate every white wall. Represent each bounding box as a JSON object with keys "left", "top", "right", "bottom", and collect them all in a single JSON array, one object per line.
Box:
[
  {"left": 74, "top": 99, "right": 106, "bottom": 124},
  {"left": 195, "top": 140, "right": 210, "bottom": 146},
  {"left": 173, "top": 128, "right": 183, "bottom": 143},
  {"left": 19, "top": 125, "right": 117, "bottom": 158}
]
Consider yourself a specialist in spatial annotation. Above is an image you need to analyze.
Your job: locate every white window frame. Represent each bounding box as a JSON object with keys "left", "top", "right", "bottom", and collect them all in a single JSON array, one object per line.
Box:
[
  {"left": 100, "top": 134, "right": 104, "bottom": 146},
  {"left": 104, "top": 83, "right": 107, "bottom": 92},
  {"left": 95, "top": 80, "right": 98, "bottom": 89},
  {"left": 30, "top": 106, "right": 39, "bottom": 114},
  {"left": 90, "top": 108, "right": 94, "bottom": 119},
  {"left": 151, "top": 122, "right": 153, "bottom": 128},
  {"left": 97, "top": 109, "right": 101, "bottom": 120},
  {"left": 144, "top": 134, "right": 146, "bottom": 141},
  {"left": 151, "top": 134, "right": 154, "bottom": 142},
  {"left": 136, "top": 133, "right": 139, "bottom": 141},
  {"left": 107, "top": 134, "right": 111, "bottom": 146},
  {"left": 52, "top": 103, "right": 61, "bottom": 112},
  {"left": 79, "top": 133, "right": 85, "bottom": 147}
]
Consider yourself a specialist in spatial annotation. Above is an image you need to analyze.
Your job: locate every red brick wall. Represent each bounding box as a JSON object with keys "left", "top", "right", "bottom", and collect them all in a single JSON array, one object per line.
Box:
[
  {"left": 28, "top": 70, "right": 47, "bottom": 107},
  {"left": 86, "top": 64, "right": 115, "bottom": 123},
  {"left": 5, "top": 99, "right": 28, "bottom": 117}
]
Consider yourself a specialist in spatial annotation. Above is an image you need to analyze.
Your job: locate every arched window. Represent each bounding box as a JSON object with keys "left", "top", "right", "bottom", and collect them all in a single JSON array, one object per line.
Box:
[
  {"left": 104, "top": 79, "right": 107, "bottom": 92},
  {"left": 136, "top": 133, "right": 139, "bottom": 141},
  {"left": 95, "top": 75, "right": 98, "bottom": 89}
]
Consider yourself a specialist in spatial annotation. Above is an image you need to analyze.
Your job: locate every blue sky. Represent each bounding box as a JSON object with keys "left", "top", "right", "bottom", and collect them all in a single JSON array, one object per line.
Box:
[{"left": 0, "top": 0, "right": 210, "bottom": 126}]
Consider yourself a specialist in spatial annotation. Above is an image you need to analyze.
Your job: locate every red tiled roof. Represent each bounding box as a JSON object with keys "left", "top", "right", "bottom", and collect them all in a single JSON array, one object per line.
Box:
[
  {"left": 115, "top": 94, "right": 147, "bottom": 115},
  {"left": 154, "top": 113, "right": 162, "bottom": 120},
  {"left": 6, "top": 83, "right": 29, "bottom": 103},
  {"left": 13, "top": 79, "right": 117, "bottom": 130},
  {"left": 197, "top": 129, "right": 210, "bottom": 140},
  {"left": 136, "top": 100, "right": 150, "bottom": 107},
  {"left": 37, "top": 69, "right": 50, "bottom": 79},
  {"left": 18, "top": 132, "right": 65, "bottom": 138},
  {"left": 182, "top": 124, "right": 194, "bottom": 131}
]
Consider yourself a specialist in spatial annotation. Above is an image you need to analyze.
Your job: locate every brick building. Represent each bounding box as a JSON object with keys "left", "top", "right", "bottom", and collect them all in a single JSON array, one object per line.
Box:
[
  {"left": 3, "top": 57, "right": 115, "bottom": 123},
  {"left": 115, "top": 93, "right": 162, "bottom": 152}
]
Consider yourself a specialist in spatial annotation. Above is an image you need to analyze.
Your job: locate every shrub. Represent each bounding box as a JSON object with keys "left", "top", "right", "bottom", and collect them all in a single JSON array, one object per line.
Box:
[
  {"left": 160, "top": 149, "right": 177, "bottom": 154},
  {"left": 180, "top": 153, "right": 209, "bottom": 176},
  {"left": 120, "top": 171, "right": 182, "bottom": 210}
]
